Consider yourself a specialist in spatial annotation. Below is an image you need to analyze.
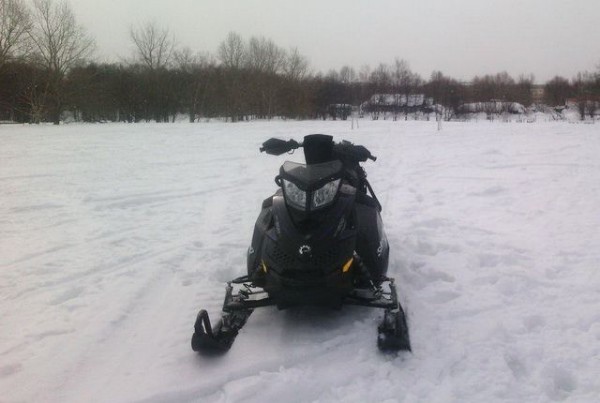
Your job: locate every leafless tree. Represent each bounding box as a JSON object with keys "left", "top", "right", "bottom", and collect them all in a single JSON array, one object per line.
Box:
[
  {"left": 339, "top": 65, "right": 356, "bottom": 84},
  {"left": 280, "top": 47, "right": 310, "bottom": 118},
  {"left": 246, "top": 36, "right": 285, "bottom": 74},
  {"left": 29, "top": 0, "right": 94, "bottom": 75},
  {"left": 471, "top": 72, "right": 515, "bottom": 104},
  {"left": 28, "top": 0, "right": 94, "bottom": 123},
  {"left": 217, "top": 32, "right": 247, "bottom": 121},
  {"left": 245, "top": 36, "right": 286, "bottom": 118},
  {"left": 572, "top": 71, "right": 598, "bottom": 121},
  {"left": 358, "top": 65, "right": 371, "bottom": 82},
  {"left": 544, "top": 76, "right": 572, "bottom": 106},
  {"left": 392, "top": 59, "right": 410, "bottom": 119},
  {"left": 392, "top": 59, "right": 423, "bottom": 119},
  {"left": 173, "top": 47, "right": 210, "bottom": 71},
  {"left": 130, "top": 21, "right": 175, "bottom": 70},
  {"left": 392, "top": 59, "right": 411, "bottom": 89},
  {"left": 174, "top": 47, "right": 214, "bottom": 122},
  {"left": 369, "top": 63, "right": 391, "bottom": 91},
  {"left": 367, "top": 64, "right": 392, "bottom": 119},
  {"left": 514, "top": 74, "right": 534, "bottom": 106},
  {"left": 283, "top": 47, "right": 308, "bottom": 81},
  {"left": 425, "top": 71, "right": 465, "bottom": 121},
  {"left": 0, "top": 0, "right": 32, "bottom": 68},
  {"left": 218, "top": 31, "right": 245, "bottom": 70}
]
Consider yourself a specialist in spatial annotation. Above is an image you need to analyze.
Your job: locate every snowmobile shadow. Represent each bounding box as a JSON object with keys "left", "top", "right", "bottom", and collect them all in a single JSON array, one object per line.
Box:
[
  {"left": 192, "top": 306, "right": 378, "bottom": 360},
  {"left": 194, "top": 349, "right": 230, "bottom": 359},
  {"left": 277, "top": 305, "right": 376, "bottom": 343}
]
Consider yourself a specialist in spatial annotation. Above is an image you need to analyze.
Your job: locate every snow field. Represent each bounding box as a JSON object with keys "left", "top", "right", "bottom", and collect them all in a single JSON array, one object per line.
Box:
[{"left": 1, "top": 120, "right": 599, "bottom": 402}]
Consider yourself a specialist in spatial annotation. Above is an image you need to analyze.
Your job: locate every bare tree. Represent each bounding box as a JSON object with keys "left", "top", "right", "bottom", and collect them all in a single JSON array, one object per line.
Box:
[
  {"left": 283, "top": 47, "right": 308, "bottom": 81},
  {"left": 494, "top": 71, "right": 515, "bottom": 101},
  {"left": 217, "top": 32, "right": 248, "bottom": 121},
  {"left": 338, "top": 66, "right": 354, "bottom": 84},
  {"left": 281, "top": 47, "right": 310, "bottom": 118},
  {"left": 245, "top": 36, "right": 286, "bottom": 118},
  {"left": 572, "top": 71, "right": 598, "bottom": 121},
  {"left": 246, "top": 37, "right": 285, "bottom": 74},
  {"left": 29, "top": 0, "right": 93, "bottom": 76},
  {"left": 392, "top": 59, "right": 410, "bottom": 119},
  {"left": 514, "top": 74, "right": 534, "bottom": 106},
  {"left": 173, "top": 46, "right": 207, "bottom": 70},
  {"left": 358, "top": 65, "right": 371, "bottom": 82},
  {"left": 425, "top": 71, "right": 465, "bottom": 121},
  {"left": 0, "top": 0, "right": 31, "bottom": 68},
  {"left": 130, "top": 21, "right": 174, "bottom": 70},
  {"left": 218, "top": 31, "right": 245, "bottom": 70},
  {"left": 471, "top": 72, "right": 515, "bottom": 104},
  {"left": 128, "top": 22, "right": 178, "bottom": 122},
  {"left": 544, "top": 76, "right": 572, "bottom": 106},
  {"left": 369, "top": 63, "right": 391, "bottom": 91},
  {"left": 392, "top": 59, "right": 423, "bottom": 119},
  {"left": 392, "top": 59, "right": 411, "bottom": 89},
  {"left": 28, "top": 0, "right": 94, "bottom": 123},
  {"left": 325, "top": 69, "right": 340, "bottom": 82},
  {"left": 174, "top": 47, "right": 215, "bottom": 122}
]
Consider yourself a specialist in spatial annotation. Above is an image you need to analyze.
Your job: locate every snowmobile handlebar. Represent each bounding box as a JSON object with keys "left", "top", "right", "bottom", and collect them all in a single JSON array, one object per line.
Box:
[
  {"left": 260, "top": 136, "right": 376, "bottom": 163},
  {"left": 259, "top": 138, "right": 300, "bottom": 156},
  {"left": 334, "top": 141, "right": 377, "bottom": 162}
]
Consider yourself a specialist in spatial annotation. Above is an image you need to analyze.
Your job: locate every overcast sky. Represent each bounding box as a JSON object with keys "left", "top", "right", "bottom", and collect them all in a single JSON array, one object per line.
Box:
[{"left": 70, "top": 0, "right": 600, "bottom": 83}]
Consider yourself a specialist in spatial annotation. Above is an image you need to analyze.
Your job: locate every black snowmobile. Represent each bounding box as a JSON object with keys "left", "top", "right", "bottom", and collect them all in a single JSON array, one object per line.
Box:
[{"left": 191, "top": 134, "right": 410, "bottom": 353}]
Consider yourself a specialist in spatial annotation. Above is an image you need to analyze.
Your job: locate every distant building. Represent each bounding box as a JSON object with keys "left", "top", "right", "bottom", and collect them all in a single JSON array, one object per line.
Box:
[
  {"left": 458, "top": 101, "right": 526, "bottom": 115},
  {"left": 565, "top": 98, "right": 578, "bottom": 108},
  {"left": 361, "top": 94, "right": 434, "bottom": 118}
]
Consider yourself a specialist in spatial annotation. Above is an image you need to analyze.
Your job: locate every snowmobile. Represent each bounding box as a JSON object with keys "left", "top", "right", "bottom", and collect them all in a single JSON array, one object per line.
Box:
[{"left": 191, "top": 134, "right": 411, "bottom": 353}]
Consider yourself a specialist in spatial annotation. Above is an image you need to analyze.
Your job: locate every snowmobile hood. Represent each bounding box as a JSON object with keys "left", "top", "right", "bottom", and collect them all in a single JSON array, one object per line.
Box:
[{"left": 280, "top": 160, "right": 343, "bottom": 190}]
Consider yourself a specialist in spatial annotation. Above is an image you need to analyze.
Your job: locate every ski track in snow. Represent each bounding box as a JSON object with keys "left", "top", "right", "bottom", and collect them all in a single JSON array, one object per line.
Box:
[{"left": 1, "top": 121, "right": 599, "bottom": 402}]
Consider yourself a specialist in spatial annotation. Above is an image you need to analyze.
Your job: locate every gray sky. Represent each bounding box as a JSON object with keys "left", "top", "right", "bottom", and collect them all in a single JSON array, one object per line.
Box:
[{"left": 70, "top": 0, "right": 600, "bottom": 83}]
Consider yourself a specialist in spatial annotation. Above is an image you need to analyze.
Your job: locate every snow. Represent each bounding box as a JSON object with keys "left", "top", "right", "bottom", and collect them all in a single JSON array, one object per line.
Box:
[{"left": 1, "top": 120, "right": 599, "bottom": 403}]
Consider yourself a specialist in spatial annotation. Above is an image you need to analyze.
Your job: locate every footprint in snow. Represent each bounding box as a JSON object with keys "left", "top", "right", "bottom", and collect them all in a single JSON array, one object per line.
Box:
[
  {"left": 0, "top": 363, "right": 23, "bottom": 378},
  {"left": 504, "top": 352, "right": 528, "bottom": 379},
  {"left": 49, "top": 286, "right": 84, "bottom": 305},
  {"left": 523, "top": 315, "right": 546, "bottom": 332},
  {"left": 428, "top": 290, "right": 460, "bottom": 304},
  {"left": 542, "top": 365, "right": 578, "bottom": 401}
]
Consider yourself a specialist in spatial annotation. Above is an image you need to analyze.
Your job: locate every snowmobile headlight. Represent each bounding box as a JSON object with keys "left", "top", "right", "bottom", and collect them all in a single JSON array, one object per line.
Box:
[
  {"left": 282, "top": 179, "right": 306, "bottom": 210},
  {"left": 311, "top": 179, "right": 341, "bottom": 209}
]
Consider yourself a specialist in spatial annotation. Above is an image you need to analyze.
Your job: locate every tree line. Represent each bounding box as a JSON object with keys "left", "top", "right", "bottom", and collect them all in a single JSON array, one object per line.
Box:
[{"left": 1, "top": 0, "right": 599, "bottom": 124}]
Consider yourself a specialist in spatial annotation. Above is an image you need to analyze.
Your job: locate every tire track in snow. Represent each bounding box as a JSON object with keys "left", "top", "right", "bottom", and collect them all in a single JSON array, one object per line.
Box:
[{"left": 49, "top": 246, "right": 199, "bottom": 403}]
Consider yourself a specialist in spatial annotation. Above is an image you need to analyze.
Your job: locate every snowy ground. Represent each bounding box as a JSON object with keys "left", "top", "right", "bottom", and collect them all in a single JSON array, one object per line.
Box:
[{"left": 1, "top": 120, "right": 599, "bottom": 403}]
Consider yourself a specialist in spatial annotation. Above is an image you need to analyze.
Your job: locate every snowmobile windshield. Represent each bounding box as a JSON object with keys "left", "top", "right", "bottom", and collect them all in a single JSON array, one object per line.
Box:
[{"left": 280, "top": 160, "right": 343, "bottom": 212}]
